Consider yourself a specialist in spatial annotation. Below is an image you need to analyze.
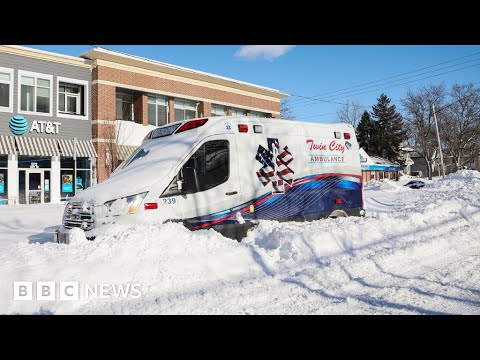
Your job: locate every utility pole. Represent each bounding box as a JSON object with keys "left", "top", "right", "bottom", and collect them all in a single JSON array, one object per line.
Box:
[{"left": 432, "top": 103, "right": 445, "bottom": 178}]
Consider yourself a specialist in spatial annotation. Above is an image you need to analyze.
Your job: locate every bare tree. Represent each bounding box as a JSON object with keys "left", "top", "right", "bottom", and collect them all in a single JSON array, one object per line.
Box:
[
  {"left": 440, "top": 83, "right": 480, "bottom": 172},
  {"left": 102, "top": 120, "right": 137, "bottom": 178},
  {"left": 280, "top": 99, "right": 295, "bottom": 120},
  {"left": 401, "top": 84, "right": 447, "bottom": 179},
  {"left": 102, "top": 122, "right": 120, "bottom": 178},
  {"left": 337, "top": 99, "right": 364, "bottom": 128}
]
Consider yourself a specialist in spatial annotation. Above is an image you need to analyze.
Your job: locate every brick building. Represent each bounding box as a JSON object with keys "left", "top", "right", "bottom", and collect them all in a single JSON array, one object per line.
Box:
[{"left": 80, "top": 47, "right": 288, "bottom": 182}]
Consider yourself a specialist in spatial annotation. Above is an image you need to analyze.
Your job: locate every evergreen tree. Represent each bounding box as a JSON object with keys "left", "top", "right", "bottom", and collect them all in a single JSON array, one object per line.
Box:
[
  {"left": 356, "top": 111, "right": 376, "bottom": 153},
  {"left": 370, "top": 94, "right": 406, "bottom": 160}
]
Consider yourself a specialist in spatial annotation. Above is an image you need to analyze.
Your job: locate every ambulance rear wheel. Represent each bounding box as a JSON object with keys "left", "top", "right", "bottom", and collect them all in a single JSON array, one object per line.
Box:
[{"left": 328, "top": 210, "right": 348, "bottom": 219}]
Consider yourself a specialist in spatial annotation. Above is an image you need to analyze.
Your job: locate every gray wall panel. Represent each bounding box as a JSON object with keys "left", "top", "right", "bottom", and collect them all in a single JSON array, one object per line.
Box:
[{"left": 0, "top": 51, "right": 92, "bottom": 141}]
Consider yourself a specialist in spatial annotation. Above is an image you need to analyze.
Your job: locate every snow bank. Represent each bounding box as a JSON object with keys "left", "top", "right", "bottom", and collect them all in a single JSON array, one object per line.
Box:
[
  {"left": 1, "top": 170, "right": 479, "bottom": 314},
  {"left": 433, "top": 170, "right": 480, "bottom": 189}
]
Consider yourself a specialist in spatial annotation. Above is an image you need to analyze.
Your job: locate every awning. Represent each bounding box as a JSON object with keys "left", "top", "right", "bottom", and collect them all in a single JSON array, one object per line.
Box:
[
  {"left": 58, "top": 138, "right": 97, "bottom": 158},
  {"left": 0, "top": 135, "right": 16, "bottom": 155},
  {"left": 361, "top": 165, "right": 401, "bottom": 171},
  {"left": 15, "top": 136, "right": 59, "bottom": 157},
  {"left": 117, "top": 145, "right": 138, "bottom": 161}
]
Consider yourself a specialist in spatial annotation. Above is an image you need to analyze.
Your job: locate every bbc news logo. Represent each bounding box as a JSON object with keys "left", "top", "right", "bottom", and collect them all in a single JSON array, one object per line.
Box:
[{"left": 14, "top": 282, "right": 142, "bottom": 301}]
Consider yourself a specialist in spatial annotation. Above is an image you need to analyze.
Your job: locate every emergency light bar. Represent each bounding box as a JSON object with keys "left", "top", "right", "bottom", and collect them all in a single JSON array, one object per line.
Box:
[{"left": 176, "top": 118, "right": 208, "bottom": 133}]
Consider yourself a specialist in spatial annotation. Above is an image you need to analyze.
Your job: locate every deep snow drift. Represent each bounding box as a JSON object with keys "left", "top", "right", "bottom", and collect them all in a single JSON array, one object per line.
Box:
[{"left": 1, "top": 171, "right": 479, "bottom": 314}]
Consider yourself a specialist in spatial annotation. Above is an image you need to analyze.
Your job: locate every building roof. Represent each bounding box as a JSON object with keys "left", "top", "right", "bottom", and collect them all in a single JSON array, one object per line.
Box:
[
  {"left": 369, "top": 155, "right": 399, "bottom": 166},
  {"left": 80, "top": 47, "right": 288, "bottom": 99},
  {"left": 0, "top": 45, "right": 91, "bottom": 68},
  {"left": 359, "top": 148, "right": 401, "bottom": 170}
]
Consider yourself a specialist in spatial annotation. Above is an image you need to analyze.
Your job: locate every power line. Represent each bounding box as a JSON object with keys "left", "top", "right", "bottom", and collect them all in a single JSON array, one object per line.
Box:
[
  {"left": 322, "top": 57, "right": 480, "bottom": 102},
  {"left": 290, "top": 95, "right": 367, "bottom": 108},
  {"left": 290, "top": 62, "right": 480, "bottom": 110},
  {"left": 291, "top": 59, "right": 480, "bottom": 108},
  {"left": 295, "top": 82, "right": 480, "bottom": 122},
  {"left": 433, "top": 86, "right": 480, "bottom": 114},
  {"left": 288, "top": 50, "right": 480, "bottom": 106},
  {"left": 289, "top": 51, "right": 480, "bottom": 104},
  {"left": 338, "top": 64, "right": 480, "bottom": 103},
  {"left": 296, "top": 112, "right": 337, "bottom": 120}
]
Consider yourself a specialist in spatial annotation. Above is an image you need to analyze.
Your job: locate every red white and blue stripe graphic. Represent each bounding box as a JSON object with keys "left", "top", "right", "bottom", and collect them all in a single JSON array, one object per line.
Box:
[{"left": 187, "top": 173, "right": 363, "bottom": 230}]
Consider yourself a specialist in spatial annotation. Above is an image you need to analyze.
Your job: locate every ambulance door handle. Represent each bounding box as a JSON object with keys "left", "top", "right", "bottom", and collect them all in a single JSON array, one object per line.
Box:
[{"left": 226, "top": 191, "right": 238, "bottom": 196}]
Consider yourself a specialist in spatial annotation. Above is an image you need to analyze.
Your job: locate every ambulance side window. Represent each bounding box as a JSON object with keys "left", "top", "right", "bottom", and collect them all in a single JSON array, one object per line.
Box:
[
  {"left": 160, "top": 140, "right": 229, "bottom": 197},
  {"left": 200, "top": 140, "right": 229, "bottom": 191}
]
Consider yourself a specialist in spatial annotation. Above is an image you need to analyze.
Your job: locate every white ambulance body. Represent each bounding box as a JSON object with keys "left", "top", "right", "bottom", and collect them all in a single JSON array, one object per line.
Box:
[{"left": 55, "top": 116, "right": 364, "bottom": 242}]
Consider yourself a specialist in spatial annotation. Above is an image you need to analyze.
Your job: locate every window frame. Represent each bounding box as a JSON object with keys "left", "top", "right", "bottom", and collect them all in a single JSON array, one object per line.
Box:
[
  {"left": 56, "top": 76, "right": 89, "bottom": 120},
  {"left": 211, "top": 104, "right": 227, "bottom": 117},
  {"left": 60, "top": 156, "right": 92, "bottom": 198},
  {"left": 116, "top": 91, "right": 134, "bottom": 121},
  {"left": 0, "top": 66, "right": 14, "bottom": 113},
  {"left": 148, "top": 95, "right": 169, "bottom": 126},
  {"left": 232, "top": 108, "right": 247, "bottom": 116},
  {"left": 174, "top": 99, "right": 198, "bottom": 122},
  {"left": 249, "top": 111, "right": 266, "bottom": 118},
  {"left": 18, "top": 70, "right": 53, "bottom": 117}
]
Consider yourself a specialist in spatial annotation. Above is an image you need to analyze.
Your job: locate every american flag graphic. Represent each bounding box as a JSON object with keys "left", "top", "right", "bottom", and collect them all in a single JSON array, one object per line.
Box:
[{"left": 255, "top": 138, "right": 294, "bottom": 193}]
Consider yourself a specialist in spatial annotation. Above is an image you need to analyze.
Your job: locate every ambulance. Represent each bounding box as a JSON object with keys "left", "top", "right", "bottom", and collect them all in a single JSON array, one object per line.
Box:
[{"left": 55, "top": 116, "right": 364, "bottom": 242}]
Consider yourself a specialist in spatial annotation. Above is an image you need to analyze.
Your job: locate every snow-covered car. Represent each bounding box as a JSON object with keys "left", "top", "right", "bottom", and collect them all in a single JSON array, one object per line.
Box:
[{"left": 404, "top": 180, "right": 425, "bottom": 189}]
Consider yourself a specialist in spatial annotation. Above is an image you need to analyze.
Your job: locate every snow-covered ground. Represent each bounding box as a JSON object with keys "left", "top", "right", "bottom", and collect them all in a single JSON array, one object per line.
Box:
[{"left": 1, "top": 171, "right": 480, "bottom": 314}]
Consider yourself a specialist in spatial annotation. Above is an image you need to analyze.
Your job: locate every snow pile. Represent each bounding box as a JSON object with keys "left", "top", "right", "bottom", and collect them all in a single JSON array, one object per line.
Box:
[
  {"left": 378, "top": 179, "right": 410, "bottom": 192},
  {"left": 0, "top": 171, "right": 479, "bottom": 314},
  {"left": 67, "top": 228, "right": 88, "bottom": 245},
  {"left": 116, "top": 120, "right": 156, "bottom": 146},
  {"left": 432, "top": 170, "right": 480, "bottom": 189},
  {"left": 363, "top": 180, "right": 382, "bottom": 190},
  {"left": 363, "top": 179, "right": 409, "bottom": 192}
]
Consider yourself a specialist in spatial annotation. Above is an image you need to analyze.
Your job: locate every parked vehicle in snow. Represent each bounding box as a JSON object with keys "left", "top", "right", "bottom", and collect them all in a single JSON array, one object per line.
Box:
[
  {"left": 55, "top": 116, "right": 364, "bottom": 242},
  {"left": 404, "top": 180, "right": 425, "bottom": 189}
]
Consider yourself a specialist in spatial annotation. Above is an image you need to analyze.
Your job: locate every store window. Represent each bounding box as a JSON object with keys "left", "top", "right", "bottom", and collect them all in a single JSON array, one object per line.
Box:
[
  {"left": 59, "top": 82, "right": 84, "bottom": 115},
  {"left": 174, "top": 99, "right": 197, "bottom": 121},
  {"left": 116, "top": 92, "right": 134, "bottom": 121},
  {"left": 19, "top": 170, "right": 26, "bottom": 204},
  {"left": 211, "top": 104, "right": 227, "bottom": 117},
  {"left": 0, "top": 67, "right": 13, "bottom": 112},
  {"left": 19, "top": 71, "right": 52, "bottom": 114},
  {"left": 250, "top": 111, "right": 266, "bottom": 118},
  {"left": 148, "top": 96, "right": 168, "bottom": 126},
  {"left": 0, "top": 156, "right": 8, "bottom": 205},
  {"left": 232, "top": 108, "right": 247, "bottom": 116},
  {"left": 18, "top": 156, "right": 51, "bottom": 169},
  {"left": 60, "top": 157, "right": 91, "bottom": 200},
  {"left": 44, "top": 171, "right": 50, "bottom": 203}
]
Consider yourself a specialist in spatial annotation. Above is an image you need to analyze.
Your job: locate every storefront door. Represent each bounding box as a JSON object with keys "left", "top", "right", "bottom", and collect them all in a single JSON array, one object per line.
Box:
[{"left": 26, "top": 170, "right": 43, "bottom": 204}]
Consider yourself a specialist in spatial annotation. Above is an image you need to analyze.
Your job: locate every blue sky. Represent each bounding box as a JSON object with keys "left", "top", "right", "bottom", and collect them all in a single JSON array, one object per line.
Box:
[{"left": 26, "top": 45, "right": 480, "bottom": 123}]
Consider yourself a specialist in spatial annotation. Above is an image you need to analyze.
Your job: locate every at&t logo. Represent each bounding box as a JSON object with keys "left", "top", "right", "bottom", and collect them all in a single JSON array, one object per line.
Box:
[{"left": 8, "top": 115, "right": 61, "bottom": 136}]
